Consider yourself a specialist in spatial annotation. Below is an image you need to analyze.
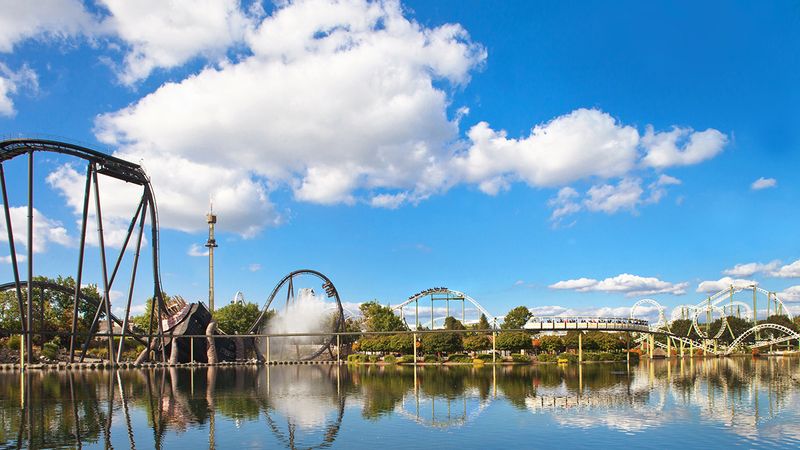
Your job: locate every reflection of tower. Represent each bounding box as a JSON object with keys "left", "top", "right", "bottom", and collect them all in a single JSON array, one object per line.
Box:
[{"left": 206, "top": 204, "right": 218, "bottom": 313}]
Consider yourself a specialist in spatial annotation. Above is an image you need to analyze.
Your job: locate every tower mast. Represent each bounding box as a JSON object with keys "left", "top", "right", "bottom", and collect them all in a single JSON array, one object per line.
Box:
[{"left": 206, "top": 202, "right": 218, "bottom": 313}]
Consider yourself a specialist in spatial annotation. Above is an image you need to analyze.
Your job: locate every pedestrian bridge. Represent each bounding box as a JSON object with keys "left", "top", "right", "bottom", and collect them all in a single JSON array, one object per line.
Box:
[{"left": 524, "top": 316, "right": 651, "bottom": 333}]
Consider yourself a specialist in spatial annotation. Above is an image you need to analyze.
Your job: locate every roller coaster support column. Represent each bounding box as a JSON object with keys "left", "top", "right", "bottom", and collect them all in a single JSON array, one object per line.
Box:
[
  {"left": 336, "top": 334, "right": 340, "bottom": 364},
  {"left": 413, "top": 333, "right": 417, "bottom": 365},
  {"left": 754, "top": 286, "right": 758, "bottom": 340},
  {"left": 266, "top": 337, "right": 270, "bottom": 364},
  {"left": 648, "top": 334, "right": 654, "bottom": 359},
  {"left": 667, "top": 336, "right": 672, "bottom": 358},
  {"left": 680, "top": 339, "right": 684, "bottom": 358},
  {"left": 690, "top": 340, "right": 694, "bottom": 357},
  {"left": 626, "top": 333, "right": 630, "bottom": 364},
  {"left": 578, "top": 332, "right": 583, "bottom": 363},
  {"left": 492, "top": 331, "right": 496, "bottom": 364}
]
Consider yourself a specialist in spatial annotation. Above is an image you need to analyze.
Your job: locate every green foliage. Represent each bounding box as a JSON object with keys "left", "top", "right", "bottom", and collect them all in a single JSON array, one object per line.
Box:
[
  {"left": 422, "top": 354, "right": 440, "bottom": 363},
  {"left": 536, "top": 353, "right": 558, "bottom": 362},
  {"left": 421, "top": 332, "right": 462, "bottom": 354},
  {"left": 215, "top": 301, "right": 262, "bottom": 334},
  {"left": 41, "top": 338, "right": 59, "bottom": 360},
  {"left": 347, "top": 353, "right": 366, "bottom": 363},
  {"left": 360, "top": 301, "right": 407, "bottom": 332},
  {"left": 476, "top": 313, "right": 492, "bottom": 331},
  {"left": 558, "top": 352, "right": 578, "bottom": 363},
  {"left": 510, "top": 353, "right": 530, "bottom": 363},
  {"left": 0, "top": 275, "right": 100, "bottom": 342},
  {"left": 462, "top": 334, "right": 492, "bottom": 352},
  {"left": 383, "top": 354, "right": 396, "bottom": 364},
  {"left": 368, "top": 355, "right": 380, "bottom": 363},
  {"left": 5, "top": 335, "right": 20, "bottom": 350},
  {"left": 476, "top": 352, "right": 500, "bottom": 362},
  {"left": 398, "top": 354, "right": 415, "bottom": 364},
  {"left": 446, "top": 353, "right": 472, "bottom": 363},
  {"left": 443, "top": 316, "right": 466, "bottom": 330},
  {"left": 538, "top": 335, "right": 565, "bottom": 354},
  {"left": 501, "top": 306, "right": 532, "bottom": 329},
  {"left": 496, "top": 331, "right": 532, "bottom": 351},
  {"left": 358, "top": 334, "right": 413, "bottom": 354}
]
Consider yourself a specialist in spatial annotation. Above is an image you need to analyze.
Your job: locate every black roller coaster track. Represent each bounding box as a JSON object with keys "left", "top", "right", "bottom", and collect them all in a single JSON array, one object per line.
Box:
[{"left": 0, "top": 138, "right": 169, "bottom": 364}]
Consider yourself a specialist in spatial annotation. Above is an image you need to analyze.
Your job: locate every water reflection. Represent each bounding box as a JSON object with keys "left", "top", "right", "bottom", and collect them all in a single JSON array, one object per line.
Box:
[{"left": 1, "top": 358, "right": 800, "bottom": 448}]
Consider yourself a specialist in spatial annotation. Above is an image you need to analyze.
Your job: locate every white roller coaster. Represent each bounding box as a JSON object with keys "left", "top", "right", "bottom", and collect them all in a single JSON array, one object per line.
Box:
[{"left": 392, "top": 287, "right": 497, "bottom": 329}]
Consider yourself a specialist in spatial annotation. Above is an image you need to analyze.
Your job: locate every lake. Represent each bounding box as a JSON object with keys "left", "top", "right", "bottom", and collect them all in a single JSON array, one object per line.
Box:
[{"left": 2, "top": 358, "right": 800, "bottom": 449}]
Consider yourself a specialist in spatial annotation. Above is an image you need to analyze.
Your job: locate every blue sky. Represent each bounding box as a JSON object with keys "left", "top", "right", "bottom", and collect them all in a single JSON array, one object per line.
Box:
[{"left": 0, "top": 0, "right": 798, "bottom": 322}]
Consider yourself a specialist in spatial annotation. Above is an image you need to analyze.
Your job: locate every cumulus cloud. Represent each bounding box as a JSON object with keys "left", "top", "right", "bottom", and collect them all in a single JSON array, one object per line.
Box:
[
  {"left": 641, "top": 126, "right": 728, "bottom": 169},
  {"left": 549, "top": 273, "right": 688, "bottom": 297},
  {"left": 771, "top": 259, "right": 800, "bottom": 278},
  {"left": 4, "top": 0, "right": 728, "bottom": 237},
  {"left": 0, "top": 205, "right": 71, "bottom": 253},
  {"left": 0, "top": 0, "right": 95, "bottom": 52},
  {"left": 99, "top": 0, "right": 258, "bottom": 84},
  {"left": 0, "top": 63, "right": 38, "bottom": 116},
  {"left": 751, "top": 177, "right": 777, "bottom": 190},
  {"left": 696, "top": 277, "right": 756, "bottom": 293},
  {"left": 778, "top": 286, "right": 800, "bottom": 302},
  {"left": 529, "top": 305, "right": 661, "bottom": 321},
  {"left": 722, "top": 260, "right": 781, "bottom": 277}
]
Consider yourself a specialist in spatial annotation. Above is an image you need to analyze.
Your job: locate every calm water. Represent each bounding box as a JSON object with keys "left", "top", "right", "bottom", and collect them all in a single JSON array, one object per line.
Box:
[{"left": 2, "top": 358, "right": 800, "bottom": 449}]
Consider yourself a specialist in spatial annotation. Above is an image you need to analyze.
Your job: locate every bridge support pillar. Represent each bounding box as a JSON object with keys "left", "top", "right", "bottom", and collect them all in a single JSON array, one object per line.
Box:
[
  {"left": 648, "top": 334, "right": 654, "bottom": 359},
  {"left": 492, "top": 331, "right": 496, "bottom": 364},
  {"left": 680, "top": 340, "right": 684, "bottom": 358},
  {"left": 667, "top": 336, "right": 671, "bottom": 358},
  {"left": 690, "top": 340, "right": 694, "bottom": 357},
  {"left": 578, "top": 332, "right": 582, "bottom": 363}
]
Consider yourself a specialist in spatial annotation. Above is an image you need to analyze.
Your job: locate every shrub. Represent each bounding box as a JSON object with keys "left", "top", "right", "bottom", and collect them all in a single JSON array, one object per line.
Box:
[
  {"left": 368, "top": 355, "right": 380, "bottom": 363},
  {"left": 557, "top": 352, "right": 577, "bottom": 363},
  {"left": 41, "top": 338, "right": 59, "bottom": 360},
  {"left": 476, "top": 352, "right": 500, "bottom": 362},
  {"left": 446, "top": 354, "right": 472, "bottom": 363},
  {"left": 5, "top": 335, "right": 21, "bottom": 350},
  {"left": 347, "top": 354, "right": 366, "bottom": 363},
  {"left": 422, "top": 354, "right": 440, "bottom": 363},
  {"left": 383, "top": 354, "right": 397, "bottom": 364},
  {"left": 398, "top": 354, "right": 415, "bottom": 364},
  {"left": 510, "top": 353, "right": 530, "bottom": 363},
  {"left": 597, "top": 352, "right": 614, "bottom": 361},
  {"left": 462, "top": 335, "right": 492, "bottom": 352},
  {"left": 536, "top": 353, "right": 557, "bottom": 363}
]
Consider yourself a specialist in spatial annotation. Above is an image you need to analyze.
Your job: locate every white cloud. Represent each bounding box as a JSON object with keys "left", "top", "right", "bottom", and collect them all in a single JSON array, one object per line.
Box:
[
  {"left": 187, "top": 243, "right": 208, "bottom": 257},
  {"left": 722, "top": 260, "right": 780, "bottom": 277},
  {"left": 641, "top": 126, "right": 728, "bottom": 169},
  {"left": 248, "top": 263, "right": 261, "bottom": 272},
  {"left": 645, "top": 174, "right": 681, "bottom": 204},
  {"left": 696, "top": 277, "right": 756, "bottom": 293},
  {"left": 529, "top": 304, "right": 660, "bottom": 321},
  {"left": 0, "top": 0, "right": 95, "bottom": 52},
  {"left": 549, "top": 273, "right": 688, "bottom": 297},
  {"left": 547, "top": 187, "right": 580, "bottom": 225},
  {"left": 0, "top": 63, "right": 38, "bottom": 116},
  {"left": 771, "top": 259, "right": 800, "bottom": 278},
  {"left": 778, "top": 286, "right": 800, "bottom": 302},
  {"left": 454, "top": 109, "right": 640, "bottom": 190},
  {"left": 751, "top": 177, "right": 777, "bottom": 190},
  {"left": 1, "top": 0, "right": 727, "bottom": 237},
  {"left": 0, "top": 205, "right": 71, "bottom": 253},
  {"left": 99, "top": 0, "right": 257, "bottom": 84},
  {"left": 584, "top": 178, "right": 643, "bottom": 214}
]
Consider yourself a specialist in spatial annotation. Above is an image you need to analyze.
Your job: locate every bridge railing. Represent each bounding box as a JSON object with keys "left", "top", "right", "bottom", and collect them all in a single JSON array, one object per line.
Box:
[{"left": 524, "top": 316, "right": 650, "bottom": 331}]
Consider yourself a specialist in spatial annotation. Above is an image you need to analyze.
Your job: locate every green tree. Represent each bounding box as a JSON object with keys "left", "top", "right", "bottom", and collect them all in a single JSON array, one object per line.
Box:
[
  {"left": 463, "top": 334, "right": 491, "bottom": 352},
  {"left": 421, "top": 332, "right": 462, "bottom": 355},
  {"left": 215, "top": 301, "right": 262, "bottom": 334},
  {"left": 443, "top": 316, "right": 466, "bottom": 330},
  {"left": 476, "top": 313, "right": 492, "bottom": 331},
  {"left": 501, "top": 306, "right": 532, "bottom": 329},
  {"left": 538, "top": 335, "right": 564, "bottom": 354},
  {"left": 496, "top": 331, "right": 532, "bottom": 351},
  {"left": 359, "top": 301, "right": 406, "bottom": 332}
]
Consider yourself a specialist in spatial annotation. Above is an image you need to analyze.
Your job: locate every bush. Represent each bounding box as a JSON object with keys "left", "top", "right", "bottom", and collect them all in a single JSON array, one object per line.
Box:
[
  {"left": 368, "top": 355, "right": 380, "bottom": 363},
  {"left": 476, "top": 352, "right": 500, "bottom": 362},
  {"left": 462, "top": 335, "right": 492, "bottom": 352},
  {"left": 5, "top": 335, "right": 21, "bottom": 350},
  {"left": 446, "top": 354, "right": 472, "bottom": 363},
  {"left": 347, "top": 354, "right": 366, "bottom": 363},
  {"left": 383, "top": 354, "right": 397, "bottom": 364},
  {"left": 41, "top": 338, "right": 59, "bottom": 360},
  {"left": 510, "top": 353, "right": 530, "bottom": 363},
  {"left": 557, "top": 352, "right": 577, "bottom": 363},
  {"left": 536, "top": 353, "right": 557, "bottom": 363},
  {"left": 398, "top": 354, "right": 415, "bottom": 364},
  {"left": 596, "top": 352, "right": 614, "bottom": 361},
  {"left": 422, "top": 354, "right": 440, "bottom": 363}
]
